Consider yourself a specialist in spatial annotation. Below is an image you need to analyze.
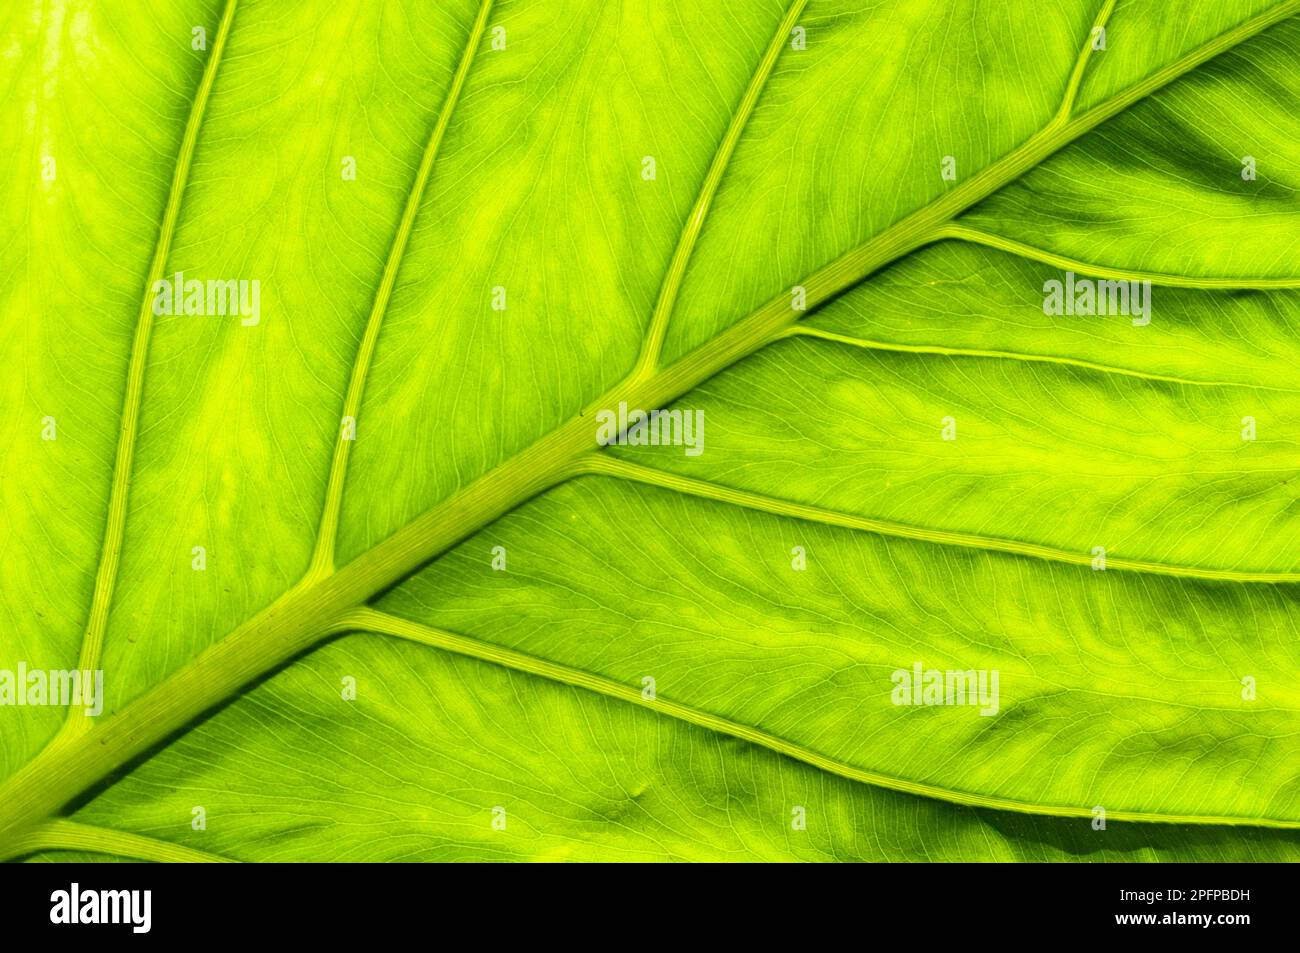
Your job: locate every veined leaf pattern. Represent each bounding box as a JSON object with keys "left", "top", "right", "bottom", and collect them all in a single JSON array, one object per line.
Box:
[{"left": 2, "top": 0, "right": 1299, "bottom": 862}]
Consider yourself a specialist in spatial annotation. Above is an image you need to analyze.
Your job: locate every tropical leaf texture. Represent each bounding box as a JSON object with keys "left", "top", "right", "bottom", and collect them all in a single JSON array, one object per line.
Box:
[{"left": 2, "top": 0, "right": 1299, "bottom": 862}]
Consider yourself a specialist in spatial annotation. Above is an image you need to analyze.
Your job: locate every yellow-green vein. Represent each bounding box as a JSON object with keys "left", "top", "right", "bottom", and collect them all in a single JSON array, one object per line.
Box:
[
  {"left": 307, "top": 0, "right": 496, "bottom": 578},
  {"left": 346, "top": 608, "right": 1300, "bottom": 830},
  {"left": 10, "top": 819, "right": 234, "bottom": 863},
  {"left": 938, "top": 222, "right": 1300, "bottom": 289},
  {"left": 578, "top": 455, "right": 1300, "bottom": 583},
  {"left": 1054, "top": 0, "right": 1117, "bottom": 125},
  {"left": 782, "top": 325, "right": 1300, "bottom": 392},
  {"left": 631, "top": 0, "right": 809, "bottom": 379},
  {"left": 64, "top": 0, "right": 239, "bottom": 737}
]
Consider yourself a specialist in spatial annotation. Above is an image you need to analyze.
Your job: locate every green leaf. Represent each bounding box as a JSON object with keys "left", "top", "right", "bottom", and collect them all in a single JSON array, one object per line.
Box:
[{"left": 3, "top": 0, "right": 1299, "bottom": 863}]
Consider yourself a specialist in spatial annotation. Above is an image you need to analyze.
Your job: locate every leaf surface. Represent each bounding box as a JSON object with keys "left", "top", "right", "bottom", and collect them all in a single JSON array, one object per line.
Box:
[{"left": 3, "top": 0, "right": 1300, "bottom": 862}]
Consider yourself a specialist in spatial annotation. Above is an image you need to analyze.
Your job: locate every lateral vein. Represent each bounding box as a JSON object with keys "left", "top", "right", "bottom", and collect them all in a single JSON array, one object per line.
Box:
[
  {"left": 783, "top": 325, "right": 1300, "bottom": 392},
  {"left": 632, "top": 0, "right": 809, "bottom": 378},
  {"left": 65, "top": 0, "right": 240, "bottom": 735},
  {"left": 345, "top": 608, "right": 1300, "bottom": 830},
  {"left": 578, "top": 455, "right": 1300, "bottom": 584},
  {"left": 8, "top": 819, "right": 234, "bottom": 863},
  {"left": 939, "top": 223, "right": 1300, "bottom": 290},
  {"left": 1055, "top": 0, "right": 1117, "bottom": 124},
  {"left": 307, "top": 0, "right": 496, "bottom": 578}
]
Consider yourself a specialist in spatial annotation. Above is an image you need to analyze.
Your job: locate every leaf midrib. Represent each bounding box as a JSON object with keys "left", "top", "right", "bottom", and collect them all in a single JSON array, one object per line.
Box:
[{"left": 4, "top": 0, "right": 1298, "bottom": 858}]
